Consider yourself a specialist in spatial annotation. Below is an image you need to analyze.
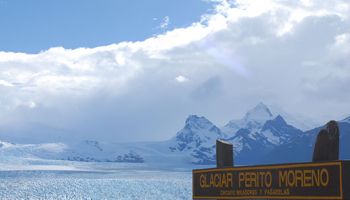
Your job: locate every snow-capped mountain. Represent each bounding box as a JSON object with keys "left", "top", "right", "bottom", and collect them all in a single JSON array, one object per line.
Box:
[
  {"left": 260, "top": 115, "right": 303, "bottom": 145},
  {"left": 169, "top": 115, "right": 227, "bottom": 164},
  {"left": 225, "top": 114, "right": 303, "bottom": 164},
  {"left": 218, "top": 103, "right": 303, "bottom": 164},
  {"left": 222, "top": 102, "right": 274, "bottom": 135},
  {"left": 222, "top": 102, "right": 318, "bottom": 133},
  {"left": 163, "top": 105, "right": 303, "bottom": 165},
  {"left": 262, "top": 116, "right": 350, "bottom": 164}
]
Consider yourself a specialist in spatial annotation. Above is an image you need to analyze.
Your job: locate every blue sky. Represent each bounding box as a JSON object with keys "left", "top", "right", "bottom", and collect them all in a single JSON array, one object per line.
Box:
[
  {"left": 0, "top": 0, "right": 349, "bottom": 143},
  {"left": 0, "top": 0, "right": 215, "bottom": 53}
]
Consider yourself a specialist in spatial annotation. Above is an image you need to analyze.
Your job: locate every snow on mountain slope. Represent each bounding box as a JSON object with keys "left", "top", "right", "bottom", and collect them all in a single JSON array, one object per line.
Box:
[
  {"left": 0, "top": 140, "right": 67, "bottom": 159},
  {"left": 61, "top": 140, "right": 145, "bottom": 163},
  {"left": 168, "top": 115, "right": 227, "bottom": 165},
  {"left": 0, "top": 140, "right": 78, "bottom": 171},
  {"left": 222, "top": 102, "right": 318, "bottom": 134},
  {"left": 0, "top": 140, "right": 13, "bottom": 149},
  {"left": 262, "top": 117, "right": 350, "bottom": 164},
  {"left": 35, "top": 115, "right": 227, "bottom": 166},
  {"left": 228, "top": 128, "right": 270, "bottom": 154},
  {"left": 225, "top": 115, "right": 303, "bottom": 164},
  {"left": 170, "top": 115, "right": 226, "bottom": 150},
  {"left": 244, "top": 102, "right": 274, "bottom": 124},
  {"left": 0, "top": 139, "right": 194, "bottom": 169},
  {"left": 222, "top": 102, "right": 274, "bottom": 135},
  {"left": 55, "top": 115, "right": 227, "bottom": 166},
  {"left": 260, "top": 115, "right": 303, "bottom": 145},
  {"left": 218, "top": 103, "right": 306, "bottom": 164},
  {"left": 341, "top": 116, "right": 350, "bottom": 123}
]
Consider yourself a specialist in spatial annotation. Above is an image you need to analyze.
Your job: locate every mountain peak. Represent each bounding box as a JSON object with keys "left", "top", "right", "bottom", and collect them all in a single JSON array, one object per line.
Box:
[
  {"left": 256, "top": 102, "right": 269, "bottom": 109},
  {"left": 273, "top": 115, "right": 287, "bottom": 125},
  {"left": 222, "top": 102, "right": 275, "bottom": 134},
  {"left": 254, "top": 102, "right": 272, "bottom": 114},
  {"left": 260, "top": 115, "right": 302, "bottom": 146},
  {"left": 185, "top": 115, "right": 212, "bottom": 128},
  {"left": 262, "top": 115, "right": 288, "bottom": 130},
  {"left": 171, "top": 114, "right": 226, "bottom": 164},
  {"left": 243, "top": 102, "right": 274, "bottom": 123},
  {"left": 186, "top": 114, "right": 202, "bottom": 123}
]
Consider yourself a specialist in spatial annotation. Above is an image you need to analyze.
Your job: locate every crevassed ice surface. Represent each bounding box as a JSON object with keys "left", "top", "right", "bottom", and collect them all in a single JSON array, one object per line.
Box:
[{"left": 0, "top": 170, "right": 191, "bottom": 200}]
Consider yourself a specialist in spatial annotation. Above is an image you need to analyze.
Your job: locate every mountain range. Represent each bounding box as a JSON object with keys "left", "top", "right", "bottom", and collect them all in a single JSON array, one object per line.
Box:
[{"left": 0, "top": 103, "right": 349, "bottom": 167}]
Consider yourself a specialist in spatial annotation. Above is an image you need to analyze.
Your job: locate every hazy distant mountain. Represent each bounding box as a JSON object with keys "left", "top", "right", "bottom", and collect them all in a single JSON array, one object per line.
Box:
[
  {"left": 267, "top": 105, "right": 321, "bottom": 131},
  {"left": 262, "top": 116, "right": 350, "bottom": 164}
]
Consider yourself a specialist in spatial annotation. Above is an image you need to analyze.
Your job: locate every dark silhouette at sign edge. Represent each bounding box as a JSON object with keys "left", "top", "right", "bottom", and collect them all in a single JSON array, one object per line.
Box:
[{"left": 312, "top": 120, "right": 339, "bottom": 162}]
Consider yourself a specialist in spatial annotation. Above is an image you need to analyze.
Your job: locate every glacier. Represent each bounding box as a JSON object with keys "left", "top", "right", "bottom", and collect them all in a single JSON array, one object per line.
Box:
[
  {"left": 0, "top": 154, "right": 193, "bottom": 199},
  {"left": 0, "top": 167, "right": 192, "bottom": 200}
]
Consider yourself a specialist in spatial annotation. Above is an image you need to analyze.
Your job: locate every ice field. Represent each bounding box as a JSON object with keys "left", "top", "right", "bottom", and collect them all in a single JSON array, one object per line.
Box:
[{"left": 0, "top": 159, "right": 192, "bottom": 200}]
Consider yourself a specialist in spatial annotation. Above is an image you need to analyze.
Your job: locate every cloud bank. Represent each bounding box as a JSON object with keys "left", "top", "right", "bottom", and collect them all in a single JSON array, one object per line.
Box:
[{"left": 0, "top": 0, "right": 349, "bottom": 143}]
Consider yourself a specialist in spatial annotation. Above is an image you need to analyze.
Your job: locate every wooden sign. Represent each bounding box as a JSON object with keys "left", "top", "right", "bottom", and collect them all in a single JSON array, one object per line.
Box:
[{"left": 193, "top": 160, "right": 350, "bottom": 199}]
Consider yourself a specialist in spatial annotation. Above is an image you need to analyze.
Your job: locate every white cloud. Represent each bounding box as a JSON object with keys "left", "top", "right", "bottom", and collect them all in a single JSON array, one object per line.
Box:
[
  {"left": 0, "top": 80, "right": 14, "bottom": 87},
  {"left": 28, "top": 101, "right": 37, "bottom": 109},
  {"left": 0, "top": 0, "right": 349, "bottom": 143},
  {"left": 160, "top": 16, "right": 170, "bottom": 29},
  {"left": 176, "top": 75, "right": 189, "bottom": 83}
]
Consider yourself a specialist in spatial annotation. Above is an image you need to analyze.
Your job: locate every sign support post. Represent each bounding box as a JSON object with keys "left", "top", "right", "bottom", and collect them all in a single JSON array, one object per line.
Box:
[{"left": 216, "top": 139, "right": 233, "bottom": 168}]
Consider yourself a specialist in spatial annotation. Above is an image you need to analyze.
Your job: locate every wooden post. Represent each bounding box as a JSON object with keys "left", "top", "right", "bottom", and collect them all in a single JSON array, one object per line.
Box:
[
  {"left": 313, "top": 120, "right": 339, "bottom": 162},
  {"left": 216, "top": 139, "right": 233, "bottom": 168}
]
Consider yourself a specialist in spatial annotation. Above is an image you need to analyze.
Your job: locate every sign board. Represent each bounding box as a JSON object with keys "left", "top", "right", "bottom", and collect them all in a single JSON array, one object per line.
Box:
[{"left": 193, "top": 160, "right": 350, "bottom": 199}]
